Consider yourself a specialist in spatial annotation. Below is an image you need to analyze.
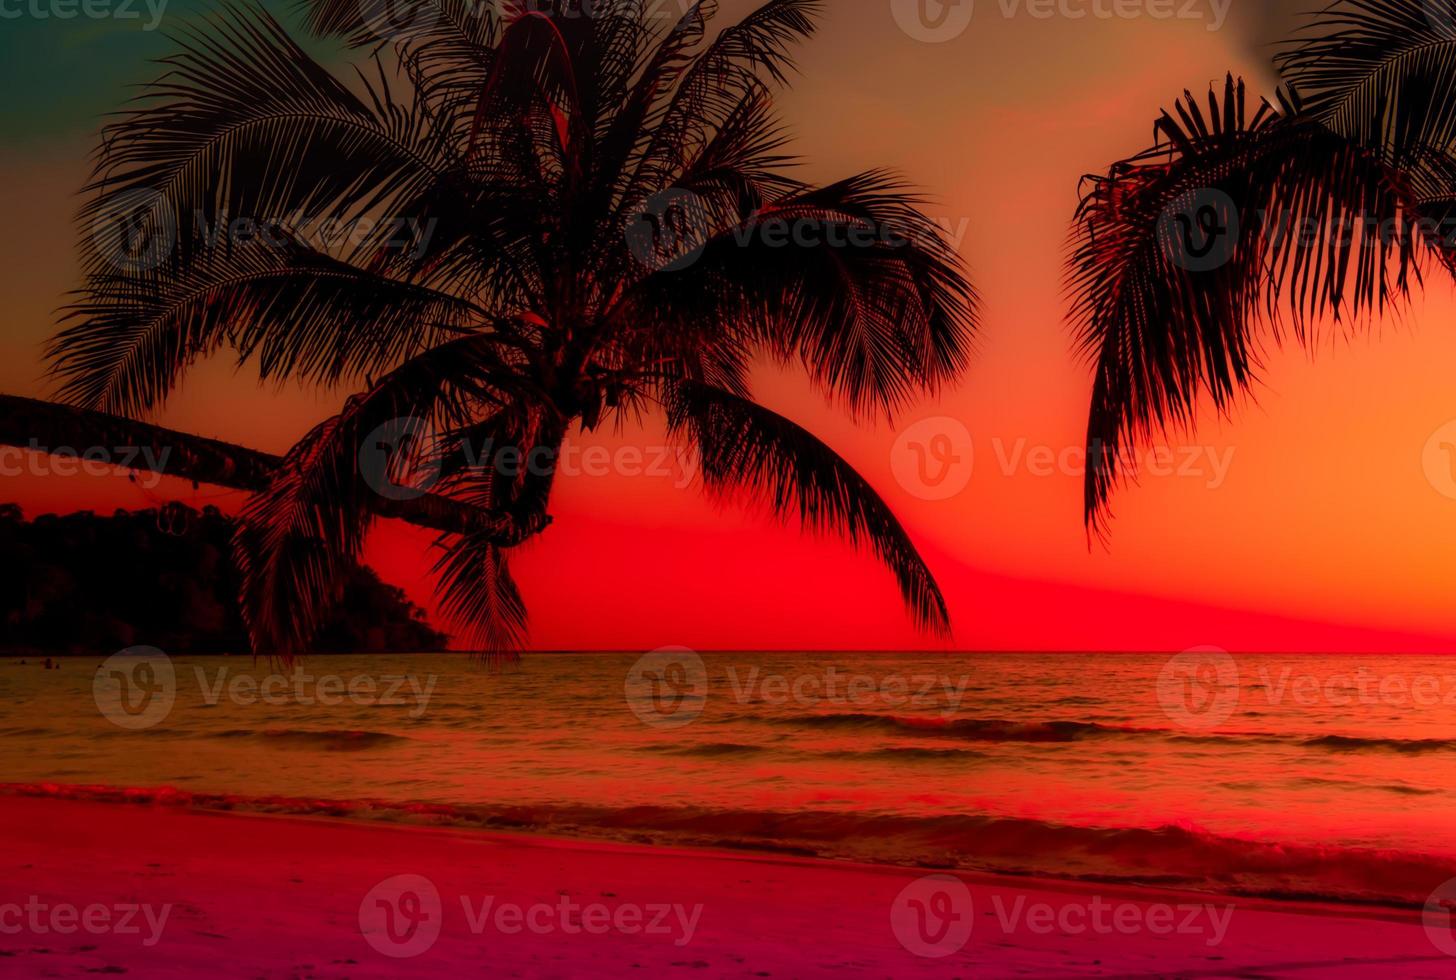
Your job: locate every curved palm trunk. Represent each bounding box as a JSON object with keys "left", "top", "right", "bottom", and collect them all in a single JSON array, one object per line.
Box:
[{"left": 0, "top": 394, "right": 541, "bottom": 542}]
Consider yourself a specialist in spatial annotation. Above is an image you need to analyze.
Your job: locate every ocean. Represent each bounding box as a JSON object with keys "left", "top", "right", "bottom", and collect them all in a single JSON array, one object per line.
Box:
[{"left": 4, "top": 650, "right": 1455, "bottom": 908}]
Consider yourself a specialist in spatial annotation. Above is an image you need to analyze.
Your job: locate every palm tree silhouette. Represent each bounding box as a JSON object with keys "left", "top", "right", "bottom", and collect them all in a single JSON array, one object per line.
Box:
[
  {"left": 45, "top": 0, "right": 978, "bottom": 658},
  {"left": 1067, "top": 0, "right": 1456, "bottom": 535}
]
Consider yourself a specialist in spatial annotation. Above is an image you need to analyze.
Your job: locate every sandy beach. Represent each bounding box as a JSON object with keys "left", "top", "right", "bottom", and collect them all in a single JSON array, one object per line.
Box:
[{"left": 0, "top": 794, "right": 1447, "bottom": 978}]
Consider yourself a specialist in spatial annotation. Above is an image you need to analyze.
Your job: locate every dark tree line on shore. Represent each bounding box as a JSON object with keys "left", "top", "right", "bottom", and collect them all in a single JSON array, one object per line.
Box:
[{"left": 0, "top": 504, "right": 446, "bottom": 655}]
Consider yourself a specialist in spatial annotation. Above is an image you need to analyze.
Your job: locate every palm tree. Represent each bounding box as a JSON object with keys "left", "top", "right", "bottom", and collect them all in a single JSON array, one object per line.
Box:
[
  {"left": 1066, "top": 0, "right": 1456, "bottom": 536},
  {"left": 45, "top": 0, "right": 978, "bottom": 658}
]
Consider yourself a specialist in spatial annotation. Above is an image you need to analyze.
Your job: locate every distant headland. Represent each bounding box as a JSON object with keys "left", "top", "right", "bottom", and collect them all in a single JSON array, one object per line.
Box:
[{"left": 0, "top": 504, "right": 446, "bottom": 655}]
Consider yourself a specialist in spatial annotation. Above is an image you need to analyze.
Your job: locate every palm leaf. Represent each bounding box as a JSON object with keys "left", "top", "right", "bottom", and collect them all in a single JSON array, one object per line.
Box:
[
  {"left": 612, "top": 170, "right": 978, "bottom": 418},
  {"left": 81, "top": 3, "right": 452, "bottom": 286},
  {"left": 1277, "top": 0, "right": 1456, "bottom": 167},
  {"left": 51, "top": 230, "right": 481, "bottom": 415},
  {"left": 663, "top": 380, "right": 951, "bottom": 635},
  {"left": 1067, "top": 74, "right": 1446, "bottom": 534},
  {"left": 47, "top": 0, "right": 979, "bottom": 655}
]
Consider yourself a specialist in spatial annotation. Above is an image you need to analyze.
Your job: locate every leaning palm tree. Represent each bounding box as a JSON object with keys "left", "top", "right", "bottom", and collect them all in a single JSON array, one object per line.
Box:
[
  {"left": 1067, "top": 0, "right": 1456, "bottom": 536},
  {"left": 47, "top": 0, "right": 978, "bottom": 658}
]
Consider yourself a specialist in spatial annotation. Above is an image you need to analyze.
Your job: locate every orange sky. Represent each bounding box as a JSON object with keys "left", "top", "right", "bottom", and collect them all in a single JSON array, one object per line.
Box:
[{"left": 5, "top": 1, "right": 1456, "bottom": 652}]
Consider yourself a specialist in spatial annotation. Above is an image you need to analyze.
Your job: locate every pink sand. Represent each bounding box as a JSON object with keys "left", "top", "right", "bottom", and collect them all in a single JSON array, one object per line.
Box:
[{"left": 0, "top": 796, "right": 1448, "bottom": 977}]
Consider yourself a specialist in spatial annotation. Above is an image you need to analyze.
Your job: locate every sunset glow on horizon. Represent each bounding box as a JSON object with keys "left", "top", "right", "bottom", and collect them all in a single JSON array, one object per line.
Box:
[
  {"left": 6, "top": 0, "right": 1456, "bottom": 653},
  {"left": 9, "top": 5, "right": 1456, "bottom": 974}
]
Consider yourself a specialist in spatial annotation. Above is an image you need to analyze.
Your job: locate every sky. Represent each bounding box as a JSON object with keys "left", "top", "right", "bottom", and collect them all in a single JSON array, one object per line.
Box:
[{"left": 5, "top": 0, "right": 1456, "bottom": 652}]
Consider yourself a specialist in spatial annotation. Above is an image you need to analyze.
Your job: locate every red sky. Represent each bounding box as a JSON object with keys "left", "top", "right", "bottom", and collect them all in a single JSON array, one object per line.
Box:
[{"left": 5, "top": 2, "right": 1456, "bottom": 652}]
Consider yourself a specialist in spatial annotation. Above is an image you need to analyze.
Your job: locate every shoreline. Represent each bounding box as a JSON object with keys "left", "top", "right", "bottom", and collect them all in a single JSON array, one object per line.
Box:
[
  {"left": 1, "top": 794, "right": 1450, "bottom": 977},
  {"left": 1, "top": 781, "right": 1426, "bottom": 921},
  {"left": 2, "top": 780, "right": 1445, "bottom": 914}
]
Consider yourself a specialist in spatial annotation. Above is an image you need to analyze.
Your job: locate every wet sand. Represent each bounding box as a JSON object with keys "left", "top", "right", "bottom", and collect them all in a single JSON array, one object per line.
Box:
[{"left": 0, "top": 794, "right": 1448, "bottom": 977}]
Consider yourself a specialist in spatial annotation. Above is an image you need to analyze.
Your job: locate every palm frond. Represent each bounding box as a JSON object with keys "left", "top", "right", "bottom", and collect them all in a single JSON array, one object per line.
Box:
[
  {"left": 49, "top": 0, "right": 979, "bottom": 654},
  {"left": 621, "top": 0, "right": 820, "bottom": 205},
  {"left": 235, "top": 335, "right": 528, "bottom": 659},
  {"left": 663, "top": 380, "right": 951, "bottom": 635},
  {"left": 50, "top": 231, "right": 480, "bottom": 415},
  {"left": 613, "top": 170, "right": 978, "bottom": 418},
  {"left": 234, "top": 411, "right": 379, "bottom": 661},
  {"left": 592, "top": 0, "right": 712, "bottom": 203},
  {"left": 1068, "top": 74, "right": 1445, "bottom": 534},
  {"left": 431, "top": 527, "right": 529, "bottom": 660},
  {"left": 1277, "top": 0, "right": 1456, "bottom": 167},
  {"left": 81, "top": 3, "right": 451, "bottom": 285}
]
